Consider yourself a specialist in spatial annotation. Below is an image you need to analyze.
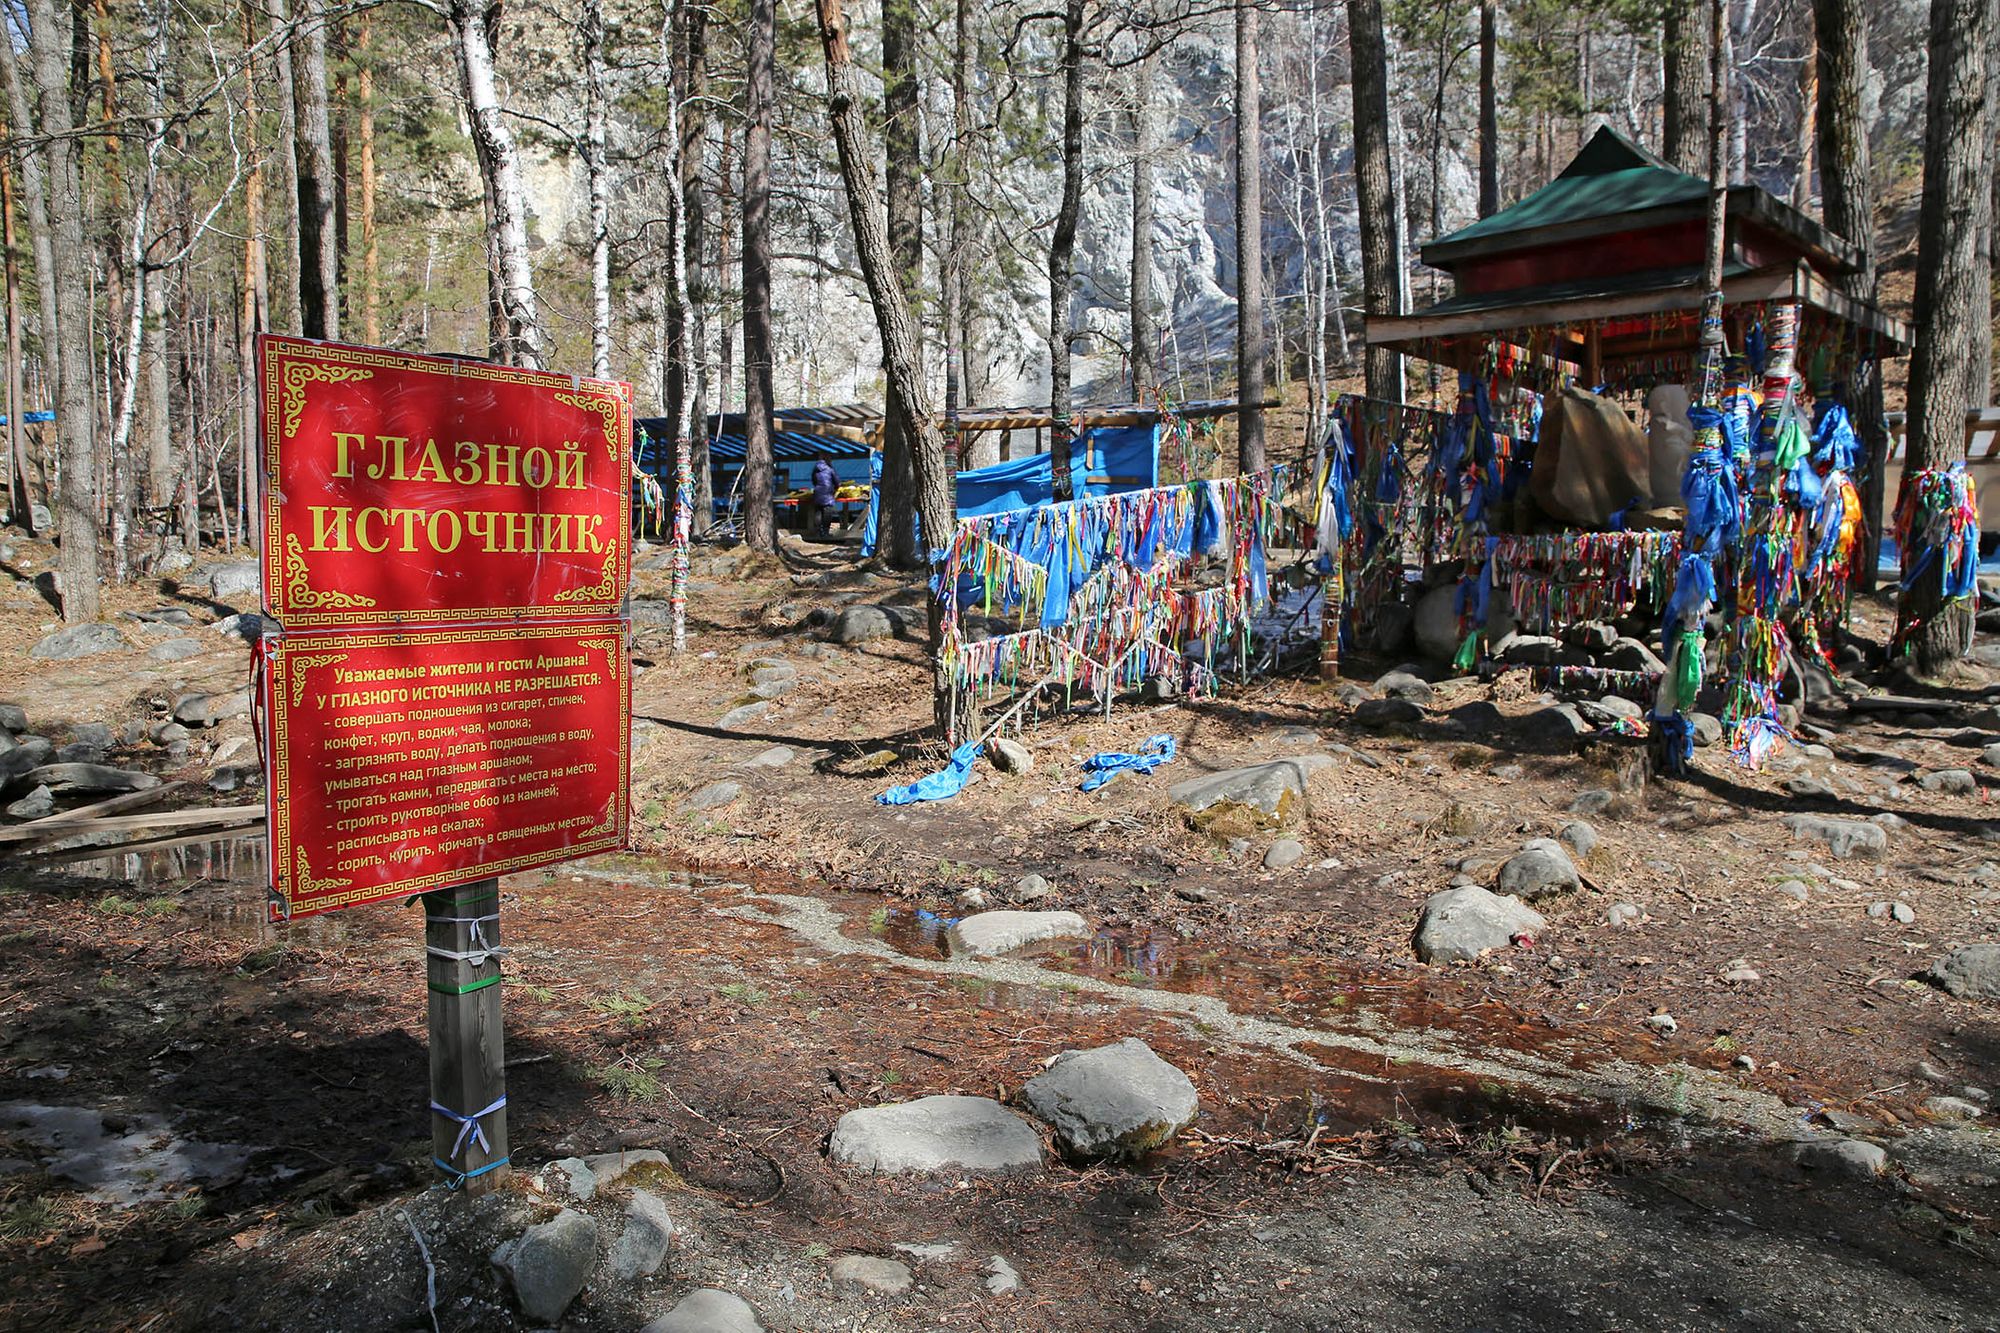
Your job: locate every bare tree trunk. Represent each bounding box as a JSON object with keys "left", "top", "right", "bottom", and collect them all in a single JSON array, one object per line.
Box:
[
  {"left": 448, "top": 0, "right": 544, "bottom": 367},
  {"left": 815, "top": 0, "right": 958, "bottom": 730},
  {"left": 1662, "top": 4, "right": 1710, "bottom": 173},
  {"left": 742, "top": 0, "right": 776, "bottom": 549},
  {"left": 1348, "top": 0, "right": 1403, "bottom": 404},
  {"left": 1047, "top": 0, "right": 1084, "bottom": 503},
  {"left": 2, "top": 155, "right": 29, "bottom": 531},
  {"left": 292, "top": 0, "right": 339, "bottom": 339},
  {"left": 0, "top": 53, "right": 59, "bottom": 430},
  {"left": 882, "top": 0, "right": 923, "bottom": 566},
  {"left": 1897, "top": 0, "right": 1996, "bottom": 671},
  {"left": 20, "top": 0, "right": 100, "bottom": 619},
  {"left": 680, "top": 7, "right": 712, "bottom": 531},
  {"left": 583, "top": 0, "right": 611, "bottom": 380},
  {"left": 358, "top": 16, "right": 378, "bottom": 342},
  {"left": 1235, "top": 0, "right": 1265, "bottom": 472},
  {"left": 1479, "top": 0, "right": 1498, "bottom": 217},
  {"left": 947, "top": 0, "right": 974, "bottom": 436},
  {"left": 1971, "top": 28, "right": 1996, "bottom": 406},
  {"left": 1729, "top": 0, "right": 1757, "bottom": 184},
  {"left": 1129, "top": 48, "right": 1158, "bottom": 402},
  {"left": 240, "top": 0, "right": 266, "bottom": 554},
  {"left": 266, "top": 0, "right": 301, "bottom": 333}
]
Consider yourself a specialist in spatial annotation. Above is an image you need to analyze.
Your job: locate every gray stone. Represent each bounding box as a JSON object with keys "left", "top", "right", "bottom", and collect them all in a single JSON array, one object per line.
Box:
[
  {"left": 830, "top": 605, "right": 897, "bottom": 643},
  {"left": 1019, "top": 1038, "right": 1200, "bottom": 1160},
  {"left": 1522, "top": 702, "right": 1588, "bottom": 740},
  {"left": 0, "top": 705, "right": 24, "bottom": 733},
  {"left": 65, "top": 722, "right": 113, "bottom": 749},
  {"left": 1925, "top": 945, "right": 2000, "bottom": 999},
  {"left": 28, "top": 623, "right": 126, "bottom": 660},
  {"left": 148, "top": 721, "right": 189, "bottom": 747},
  {"left": 1691, "top": 712, "right": 1724, "bottom": 747},
  {"left": 1269, "top": 725, "right": 1321, "bottom": 747},
  {"left": 1786, "top": 776, "right": 1837, "bottom": 800},
  {"left": 748, "top": 662, "right": 796, "bottom": 688},
  {"left": 1918, "top": 768, "right": 1979, "bottom": 795},
  {"left": 641, "top": 1289, "right": 764, "bottom": 1333},
  {"left": 947, "top": 910, "right": 1089, "bottom": 958},
  {"left": 1776, "top": 879, "right": 1811, "bottom": 902},
  {"left": 22, "top": 764, "right": 158, "bottom": 795},
  {"left": 1586, "top": 695, "right": 1645, "bottom": 723},
  {"left": 717, "top": 701, "right": 771, "bottom": 730},
  {"left": 1559, "top": 820, "right": 1599, "bottom": 858},
  {"left": 1793, "top": 1138, "right": 1890, "bottom": 1180},
  {"left": 207, "top": 763, "right": 261, "bottom": 794},
  {"left": 1500, "top": 635, "right": 1562, "bottom": 666},
  {"left": 829, "top": 1255, "right": 913, "bottom": 1296},
  {"left": 173, "top": 690, "right": 250, "bottom": 727},
  {"left": 548, "top": 1156, "right": 597, "bottom": 1198},
  {"left": 1263, "top": 839, "right": 1306, "bottom": 871},
  {"left": 1606, "top": 901, "right": 1642, "bottom": 927},
  {"left": 1608, "top": 637, "right": 1667, "bottom": 674},
  {"left": 1983, "top": 743, "right": 2000, "bottom": 769},
  {"left": 609, "top": 1190, "right": 674, "bottom": 1279},
  {"left": 1169, "top": 756, "right": 1329, "bottom": 834},
  {"left": 1924, "top": 1096, "right": 1984, "bottom": 1121},
  {"left": 742, "top": 746, "right": 795, "bottom": 770},
  {"left": 1012, "top": 873, "right": 1051, "bottom": 903},
  {"left": 683, "top": 780, "right": 742, "bottom": 812},
  {"left": 1782, "top": 814, "right": 1888, "bottom": 859},
  {"left": 749, "top": 677, "right": 793, "bottom": 700},
  {"left": 1564, "top": 620, "right": 1619, "bottom": 652},
  {"left": 1413, "top": 585, "right": 1461, "bottom": 661},
  {"left": 988, "top": 737, "right": 1034, "bottom": 774},
  {"left": 5, "top": 785, "right": 52, "bottom": 819},
  {"left": 54, "top": 742, "right": 106, "bottom": 765},
  {"left": 1376, "top": 669, "right": 1436, "bottom": 704},
  {"left": 828, "top": 1095, "right": 1043, "bottom": 1174},
  {"left": 0, "top": 739, "right": 51, "bottom": 786},
  {"left": 1352, "top": 697, "right": 1424, "bottom": 729},
  {"left": 1496, "top": 838, "right": 1581, "bottom": 901},
  {"left": 1451, "top": 701, "right": 1507, "bottom": 733},
  {"left": 209, "top": 612, "right": 270, "bottom": 641},
  {"left": 582, "top": 1147, "right": 671, "bottom": 1192},
  {"left": 984, "top": 1256, "right": 1023, "bottom": 1296},
  {"left": 126, "top": 606, "right": 196, "bottom": 628},
  {"left": 145, "top": 637, "right": 205, "bottom": 663},
  {"left": 1567, "top": 788, "right": 1615, "bottom": 816},
  {"left": 206, "top": 562, "right": 260, "bottom": 603},
  {"left": 1414, "top": 886, "right": 1546, "bottom": 963},
  {"left": 492, "top": 1208, "right": 597, "bottom": 1325}
]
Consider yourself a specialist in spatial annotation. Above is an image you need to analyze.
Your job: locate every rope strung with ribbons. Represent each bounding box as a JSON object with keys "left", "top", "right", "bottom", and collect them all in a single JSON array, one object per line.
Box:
[
  {"left": 431, "top": 1096, "right": 508, "bottom": 1189},
  {"left": 424, "top": 912, "right": 508, "bottom": 967}
]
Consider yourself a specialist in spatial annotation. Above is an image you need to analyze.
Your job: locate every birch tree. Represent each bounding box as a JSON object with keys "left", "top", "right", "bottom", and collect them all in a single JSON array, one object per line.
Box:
[{"left": 444, "top": 0, "right": 544, "bottom": 368}]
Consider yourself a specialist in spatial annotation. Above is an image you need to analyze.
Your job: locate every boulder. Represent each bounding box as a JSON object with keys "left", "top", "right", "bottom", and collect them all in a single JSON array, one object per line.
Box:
[
  {"left": 0, "top": 705, "right": 25, "bottom": 733},
  {"left": 6, "top": 785, "right": 53, "bottom": 819},
  {"left": 206, "top": 562, "right": 261, "bottom": 603},
  {"left": 1499, "top": 635, "right": 1562, "bottom": 666},
  {"left": 1792, "top": 1138, "right": 1889, "bottom": 1181},
  {"left": 1352, "top": 697, "right": 1423, "bottom": 729},
  {"left": 1925, "top": 945, "right": 2000, "bottom": 1000},
  {"left": 1558, "top": 820, "right": 1599, "bottom": 859},
  {"left": 1375, "top": 670, "right": 1436, "bottom": 704},
  {"left": 1413, "top": 886, "right": 1546, "bottom": 963},
  {"left": 0, "top": 739, "right": 52, "bottom": 786},
  {"left": 1782, "top": 814, "right": 1887, "bottom": 859},
  {"left": 1563, "top": 621, "right": 1619, "bottom": 652},
  {"left": 1691, "top": 712, "right": 1724, "bottom": 747},
  {"left": 1607, "top": 637, "right": 1667, "bottom": 674},
  {"left": 947, "top": 910, "right": 1089, "bottom": 958},
  {"left": 1018, "top": 1038, "right": 1199, "bottom": 1160},
  {"left": 28, "top": 623, "right": 126, "bottom": 661},
  {"left": 829, "top": 1255, "right": 914, "bottom": 1296},
  {"left": 1412, "top": 586, "right": 1461, "bottom": 662},
  {"left": 173, "top": 690, "right": 250, "bottom": 727},
  {"left": 492, "top": 1208, "right": 597, "bottom": 1325},
  {"left": 988, "top": 737, "right": 1034, "bottom": 774},
  {"left": 1169, "top": 756, "right": 1330, "bottom": 835},
  {"left": 210, "top": 612, "right": 270, "bottom": 642},
  {"left": 609, "top": 1190, "right": 674, "bottom": 1280},
  {"left": 1011, "top": 873, "right": 1051, "bottom": 903},
  {"left": 828, "top": 1095, "right": 1043, "bottom": 1174},
  {"left": 1521, "top": 703, "right": 1588, "bottom": 741},
  {"left": 641, "top": 1290, "right": 763, "bottom": 1333},
  {"left": 1918, "top": 768, "right": 1978, "bottom": 795},
  {"left": 22, "top": 764, "right": 159, "bottom": 795},
  {"left": 1263, "top": 839, "right": 1306, "bottom": 871},
  {"left": 830, "top": 605, "right": 896, "bottom": 643},
  {"left": 1496, "top": 838, "right": 1581, "bottom": 901}
]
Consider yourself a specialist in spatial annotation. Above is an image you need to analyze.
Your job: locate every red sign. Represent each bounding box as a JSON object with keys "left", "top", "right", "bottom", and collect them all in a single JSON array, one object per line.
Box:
[
  {"left": 258, "top": 335, "right": 632, "bottom": 629},
  {"left": 265, "top": 624, "right": 630, "bottom": 918}
]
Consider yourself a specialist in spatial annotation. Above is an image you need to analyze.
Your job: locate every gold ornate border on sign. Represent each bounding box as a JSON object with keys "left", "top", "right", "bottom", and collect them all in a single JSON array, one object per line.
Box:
[
  {"left": 552, "top": 541, "right": 619, "bottom": 604},
  {"left": 267, "top": 622, "right": 633, "bottom": 919},
  {"left": 294, "top": 846, "right": 347, "bottom": 898},
  {"left": 284, "top": 534, "right": 377, "bottom": 611},
  {"left": 289, "top": 651, "right": 350, "bottom": 707},
  {"left": 555, "top": 389, "right": 620, "bottom": 459},
  {"left": 282, "top": 362, "right": 374, "bottom": 439}
]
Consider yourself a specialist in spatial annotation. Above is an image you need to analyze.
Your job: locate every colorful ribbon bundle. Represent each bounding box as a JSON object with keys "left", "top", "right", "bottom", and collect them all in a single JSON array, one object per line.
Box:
[
  {"left": 1891, "top": 463, "right": 1979, "bottom": 657},
  {"left": 1488, "top": 531, "right": 1682, "bottom": 633}
]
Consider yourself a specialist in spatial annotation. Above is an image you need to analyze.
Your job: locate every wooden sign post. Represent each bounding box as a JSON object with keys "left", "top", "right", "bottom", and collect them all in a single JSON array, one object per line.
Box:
[{"left": 255, "top": 334, "right": 633, "bottom": 1197}]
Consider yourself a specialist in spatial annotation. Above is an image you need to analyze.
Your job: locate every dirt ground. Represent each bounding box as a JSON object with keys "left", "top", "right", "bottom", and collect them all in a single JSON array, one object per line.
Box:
[{"left": 1, "top": 529, "right": 1999, "bottom": 1330}]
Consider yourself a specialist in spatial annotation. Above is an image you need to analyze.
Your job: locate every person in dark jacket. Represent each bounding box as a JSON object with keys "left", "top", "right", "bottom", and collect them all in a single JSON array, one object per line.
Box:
[{"left": 809, "top": 455, "right": 838, "bottom": 540}]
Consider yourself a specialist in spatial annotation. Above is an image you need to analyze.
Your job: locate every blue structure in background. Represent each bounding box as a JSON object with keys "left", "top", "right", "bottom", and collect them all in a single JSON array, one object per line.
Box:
[{"left": 952, "top": 424, "right": 1158, "bottom": 518}]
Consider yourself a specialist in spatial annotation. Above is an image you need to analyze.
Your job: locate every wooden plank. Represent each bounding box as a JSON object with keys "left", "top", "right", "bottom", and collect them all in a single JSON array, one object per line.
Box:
[
  {"left": 0, "top": 804, "right": 263, "bottom": 847},
  {"left": 425, "top": 881, "right": 508, "bottom": 1197},
  {"left": 16, "top": 822, "right": 267, "bottom": 867},
  {"left": 12, "top": 781, "right": 185, "bottom": 831}
]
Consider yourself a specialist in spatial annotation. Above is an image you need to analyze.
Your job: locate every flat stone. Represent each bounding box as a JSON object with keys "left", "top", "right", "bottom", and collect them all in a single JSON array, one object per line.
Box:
[
  {"left": 582, "top": 1147, "right": 671, "bottom": 1191},
  {"left": 748, "top": 662, "right": 796, "bottom": 688},
  {"left": 830, "top": 605, "right": 897, "bottom": 643},
  {"left": 5, "top": 785, "right": 53, "bottom": 819},
  {"left": 828, "top": 1095, "right": 1042, "bottom": 1174},
  {"left": 829, "top": 1255, "right": 913, "bottom": 1296},
  {"left": 683, "top": 780, "right": 742, "bottom": 812},
  {"left": 1496, "top": 838, "right": 1581, "bottom": 901},
  {"left": 1263, "top": 839, "right": 1306, "bottom": 870},
  {"left": 1352, "top": 697, "right": 1424, "bottom": 729},
  {"left": 947, "top": 910, "right": 1089, "bottom": 958},
  {"left": 1018, "top": 1038, "right": 1200, "bottom": 1160},
  {"left": 146, "top": 637, "right": 206, "bottom": 663},
  {"left": 1793, "top": 1138, "right": 1889, "bottom": 1180},
  {"left": 1924, "top": 1096, "right": 1984, "bottom": 1121},
  {"left": 173, "top": 690, "right": 250, "bottom": 726},
  {"left": 491, "top": 1208, "right": 597, "bottom": 1325},
  {"left": 1786, "top": 776, "right": 1836, "bottom": 800},
  {"left": 717, "top": 701, "right": 771, "bottom": 729},
  {"left": 1776, "top": 879, "right": 1811, "bottom": 902},
  {"left": 1168, "top": 756, "right": 1331, "bottom": 833},
  {"left": 750, "top": 677, "right": 793, "bottom": 700},
  {"left": 988, "top": 737, "right": 1034, "bottom": 774},
  {"left": 641, "top": 1289, "right": 764, "bottom": 1333},
  {"left": 1782, "top": 814, "right": 1887, "bottom": 859},
  {"left": 1375, "top": 669, "right": 1435, "bottom": 703},
  {"left": 22, "top": 764, "right": 158, "bottom": 795},
  {"left": 1926, "top": 945, "right": 2000, "bottom": 999},
  {"left": 1413, "top": 885, "right": 1545, "bottom": 963},
  {"left": 1918, "top": 768, "right": 1978, "bottom": 795},
  {"left": 1567, "top": 788, "right": 1615, "bottom": 816},
  {"left": 609, "top": 1190, "right": 674, "bottom": 1279},
  {"left": 742, "top": 746, "right": 795, "bottom": 769},
  {"left": 29, "top": 623, "right": 126, "bottom": 660},
  {"left": 984, "top": 1256, "right": 1023, "bottom": 1296},
  {"left": 205, "top": 561, "right": 260, "bottom": 603}
]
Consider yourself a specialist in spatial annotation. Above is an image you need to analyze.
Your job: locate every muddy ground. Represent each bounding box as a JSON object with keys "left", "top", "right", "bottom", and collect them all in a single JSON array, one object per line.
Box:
[{"left": 1, "top": 530, "right": 1998, "bottom": 1330}]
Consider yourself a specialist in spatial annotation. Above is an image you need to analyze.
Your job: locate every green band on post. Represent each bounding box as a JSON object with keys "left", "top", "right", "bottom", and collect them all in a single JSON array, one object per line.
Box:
[{"left": 429, "top": 973, "right": 503, "bottom": 996}]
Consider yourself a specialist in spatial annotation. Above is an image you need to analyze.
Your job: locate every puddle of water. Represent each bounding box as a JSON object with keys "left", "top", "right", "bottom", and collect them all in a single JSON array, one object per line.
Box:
[
  {"left": 0, "top": 1102, "right": 252, "bottom": 1205},
  {"left": 62, "top": 834, "right": 267, "bottom": 888}
]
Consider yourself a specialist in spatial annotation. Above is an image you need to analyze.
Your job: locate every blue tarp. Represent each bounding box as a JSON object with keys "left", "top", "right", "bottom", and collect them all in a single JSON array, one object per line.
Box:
[{"left": 954, "top": 425, "right": 1158, "bottom": 519}]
